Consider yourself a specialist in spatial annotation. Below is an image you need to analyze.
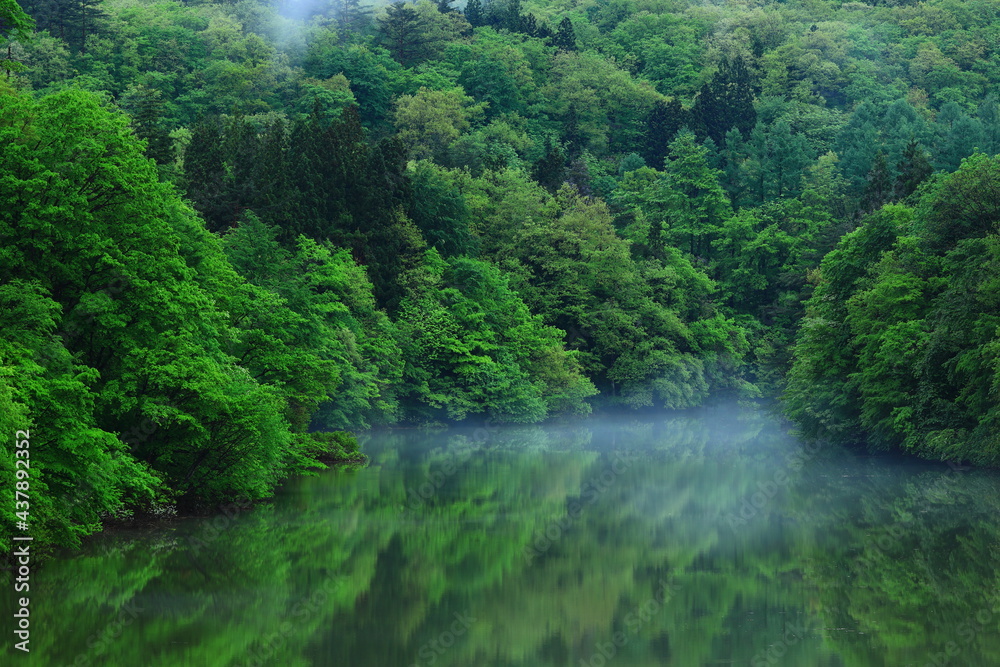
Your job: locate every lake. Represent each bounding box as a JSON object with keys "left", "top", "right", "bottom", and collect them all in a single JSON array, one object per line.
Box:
[{"left": 4, "top": 403, "right": 1000, "bottom": 666}]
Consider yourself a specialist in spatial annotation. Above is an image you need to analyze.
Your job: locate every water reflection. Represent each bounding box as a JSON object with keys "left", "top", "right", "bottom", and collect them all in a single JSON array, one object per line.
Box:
[{"left": 3, "top": 405, "right": 999, "bottom": 666}]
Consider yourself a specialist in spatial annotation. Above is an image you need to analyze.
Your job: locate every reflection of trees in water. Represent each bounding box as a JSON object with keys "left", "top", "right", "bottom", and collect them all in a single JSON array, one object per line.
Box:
[
  {"left": 5, "top": 410, "right": 999, "bottom": 666},
  {"left": 788, "top": 460, "right": 1000, "bottom": 667}
]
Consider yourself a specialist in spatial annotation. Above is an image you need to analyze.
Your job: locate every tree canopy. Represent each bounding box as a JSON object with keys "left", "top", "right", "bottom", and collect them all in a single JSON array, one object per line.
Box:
[{"left": 5, "top": 0, "right": 1000, "bottom": 549}]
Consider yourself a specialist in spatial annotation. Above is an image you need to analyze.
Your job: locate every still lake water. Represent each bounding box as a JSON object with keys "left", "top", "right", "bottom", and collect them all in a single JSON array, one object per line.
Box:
[{"left": 5, "top": 404, "right": 1000, "bottom": 667}]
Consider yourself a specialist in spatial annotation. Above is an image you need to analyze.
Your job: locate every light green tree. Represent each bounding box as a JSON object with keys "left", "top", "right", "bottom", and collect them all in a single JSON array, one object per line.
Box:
[{"left": 393, "top": 86, "right": 485, "bottom": 160}]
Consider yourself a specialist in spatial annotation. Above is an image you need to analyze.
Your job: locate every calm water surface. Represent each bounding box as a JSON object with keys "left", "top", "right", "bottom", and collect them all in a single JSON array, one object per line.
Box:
[{"left": 5, "top": 404, "right": 1000, "bottom": 666}]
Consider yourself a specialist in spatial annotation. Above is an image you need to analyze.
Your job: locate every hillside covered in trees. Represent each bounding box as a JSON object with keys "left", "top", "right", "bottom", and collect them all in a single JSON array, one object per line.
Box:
[{"left": 2, "top": 0, "right": 1000, "bottom": 546}]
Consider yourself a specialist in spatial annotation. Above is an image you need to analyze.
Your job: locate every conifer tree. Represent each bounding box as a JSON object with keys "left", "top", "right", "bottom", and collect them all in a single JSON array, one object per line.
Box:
[
  {"left": 977, "top": 95, "right": 1000, "bottom": 155},
  {"left": 720, "top": 127, "right": 748, "bottom": 208},
  {"left": 183, "top": 117, "right": 230, "bottom": 232},
  {"left": 767, "top": 121, "right": 811, "bottom": 200},
  {"left": 27, "top": 0, "right": 105, "bottom": 53},
  {"left": 464, "top": 0, "right": 483, "bottom": 26},
  {"left": 536, "top": 20, "right": 553, "bottom": 40},
  {"left": 533, "top": 137, "right": 566, "bottom": 192},
  {"left": 338, "top": 0, "right": 373, "bottom": 32},
  {"left": 520, "top": 12, "right": 537, "bottom": 37},
  {"left": 859, "top": 151, "right": 893, "bottom": 214},
  {"left": 551, "top": 16, "right": 575, "bottom": 51},
  {"left": 377, "top": 3, "right": 428, "bottom": 66},
  {"left": 642, "top": 98, "right": 686, "bottom": 169},
  {"left": 659, "top": 129, "right": 732, "bottom": 258},
  {"left": 692, "top": 55, "right": 759, "bottom": 146},
  {"left": 936, "top": 109, "right": 986, "bottom": 173},
  {"left": 73, "top": 0, "right": 103, "bottom": 53},
  {"left": 122, "top": 86, "right": 173, "bottom": 167},
  {"left": 894, "top": 139, "right": 933, "bottom": 200},
  {"left": 562, "top": 104, "right": 585, "bottom": 157},
  {"left": 505, "top": 0, "right": 522, "bottom": 31}
]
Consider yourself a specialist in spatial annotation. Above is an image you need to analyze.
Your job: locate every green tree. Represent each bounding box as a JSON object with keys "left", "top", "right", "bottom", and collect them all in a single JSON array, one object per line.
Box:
[
  {"left": 787, "top": 154, "right": 1000, "bottom": 465},
  {"left": 337, "top": 0, "right": 372, "bottom": 33},
  {"left": 0, "top": 0, "right": 32, "bottom": 74},
  {"left": 532, "top": 136, "right": 566, "bottom": 192},
  {"left": 464, "top": 0, "right": 483, "bottom": 27},
  {"left": 377, "top": 2, "right": 429, "bottom": 66},
  {"left": 658, "top": 129, "right": 732, "bottom": 259},
  {"left": 21, "top": 0, "right": 104, "bottom": 53},
  {"left": 182, "top": 115, "right": 231, "bottom": 231},
  {"left": 859, "top": 150, "right": 893, "bottom": 214},
  {"left": 396, "top": 249, "right": 595, "bottom": 422},
  {"left": 934, "top": 103, "right": 986, "bottom": 173},
  {"left": 642, "top": 98, "right": 686, "bottom": 169},
  {"left": 894, "top": 139, "right": 933, "bottom": 200},
  {"left": 304, "top": 42, "right": 399, "bottom": 129},
  {"left": 0, "top": 86, "right": 339, "bottom": 539},
  {"left": 458, "top": 55, "right": 524, "bottom": 119},
  {"left": 743, "top": 120, "right": 812, "bottom": 203},
  {"left": 393, "top": 86, "right": 485, "bottom": 161},
  {"left": 784, "top": 206, "right": 908, "bottom": 446},
  {"left": 836, "top": 102, "right": 881, "bottom": 195},
  {"left": 406, "top": 160, "right": 478, "bottom": 256},
  {"left": 551, "top": 16, "right": 575, "bottom": 51},
  {"left": 692, "top": 55, "right": 759, "bottom": 145},
  {"left": 119, "top": 84, "right": 174, "bottom": 167}
]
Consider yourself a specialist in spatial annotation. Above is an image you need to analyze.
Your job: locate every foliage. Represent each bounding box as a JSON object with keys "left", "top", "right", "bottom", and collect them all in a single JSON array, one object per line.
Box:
[
  {"left": 785, "top": 155, "right": 1000, "bottom": 465},
  {"left": 395, "top": 249, "right": 596, "bottom": 422},
  {"left": 0, "top": 86, "right": 320, "bottom": 545},
  {"left": 7, "top": 0, "right": 1000, "bottom": 554},
  {"left": 293, "top": 430, "right": 366, "bottom": 465}
]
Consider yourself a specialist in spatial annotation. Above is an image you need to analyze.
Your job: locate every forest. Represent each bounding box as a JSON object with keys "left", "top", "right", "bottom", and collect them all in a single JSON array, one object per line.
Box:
[{"left": 2, "top": 0, "right": 1000, "bottom": 550}]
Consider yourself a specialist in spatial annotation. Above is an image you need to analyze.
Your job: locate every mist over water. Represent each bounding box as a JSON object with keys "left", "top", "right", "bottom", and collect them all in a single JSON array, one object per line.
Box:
[{"left": 4, "top": 403, "right": 1000, "bottom": 666}]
